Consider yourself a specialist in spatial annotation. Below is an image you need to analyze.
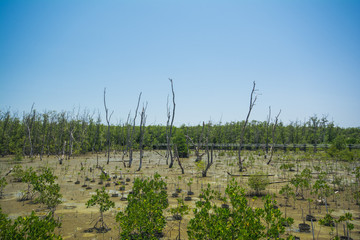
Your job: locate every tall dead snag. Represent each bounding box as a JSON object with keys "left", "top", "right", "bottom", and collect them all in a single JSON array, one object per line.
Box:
[
  {"left": 104, "top": 88, "right": 114, "bottom": 165},
  {"left": 40, "top": 112, "right": 49, "bottom": 161},
  {"left": 186, "top": 123, "right": 205, "bottom": 162},
  {"left": 167, "top": 79, "right": 176, "bottom": 168},
  {"left": 23, "top": 103, "right": 35, "bottom": 158},
  {"left": 137, "top": 103, "right": 147, "bottom": 172},
  {"left": 202, "top": 123, "right": 214, "bottom": 177},
  {"left": 121, "top": 112, "right": 131, "bottom": 167},
  {"left": 267, "top": 109, "right": 281, "bottom": 165},
  {"left": 174, "top": 144, "right": 185, "bottom": 174},
  {"left": 165, "top": 95, "right": 170, "bottom": 164},
  {"left": 265, "top": 106, "right": 271, "bottom": 158},
  {"left": 128, "top": 92, "right": 142, "bottom": 168},
  {"left": 238, "top": 81, "right": 258, "bottom": 172},
  {"left": 67, "top": 110, "right": 76, "bottom": 160}
]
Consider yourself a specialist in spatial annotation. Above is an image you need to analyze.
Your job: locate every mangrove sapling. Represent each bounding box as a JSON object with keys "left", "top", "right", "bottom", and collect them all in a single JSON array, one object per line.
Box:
[
  {"left": 86, "top": 187, "right": 115, "bottom": 233},
  {"left": 0, "top": 177, "right": 7, "bottom": 199},
  {"left": 187, "top": 178, "right": 194, "bottom": 196},
  {"left": 337, "top": 212, "right": 354, "bottom": 239},
  {"left": 116, "top": 173, "right": 169, "bottom": 239},
  {"left": 20, "top": 167, "right": 38, "bottom": 201},
  {"left": 171, "top": 198, "right": 189, "bottom": 240},
  {"left": 176, "top": 176, "right": 182, "bottom": 193},
  {"left": 0, "top": 208, "right": 62, "bottom": 239},
  {"left": 188, "top": 179, "right": 293, "bottom": 239},
  {"left": 33, "top": 167, "right": 62, "bottom": 215},
  {"left": 279, "top": 184, "right": 294, "bottom": 207},
  {"left": 290, "top": 167, "right": 311, "bottom": 200},
  {"left": 75, "top": 172, "right": 80, "bottom": 184},
  {"left": 312, "top": 172, "right": 332, "bottom": 212},
  {"left": 248, "top": 172, "right": 270, "bottom": 196}
]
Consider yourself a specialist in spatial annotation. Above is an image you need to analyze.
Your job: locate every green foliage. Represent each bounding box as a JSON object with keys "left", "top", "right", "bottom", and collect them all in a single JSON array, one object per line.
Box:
[
  {"left": 0, "top": 176, "right": 7, "bottom": 198},
  {"left": 0, "top": 208, "right": 62, "bottom": 240},
  {"left": 13, "top": 166, "right": 62, "bottom": 211},
  {"left": 280, "top": 163, "right": 295, "bottom": 171},
  {"left": 116, "top": 173, "right": 168, "bottom": 239},
  {"left": 311, "top": 172, "right": 331, "bottom": 201},
  {"left": 279, "top": 184, "right": 295, "bottom": 206},
  {"left": 173, "top": 129, "right": 189, "bottom": 158},
  {"left": 86, "top": 187, "right": 114, "bottom": 214},
  {"left": 187, "top": 179, "right": 293, "bottom": 239},
  {"left": 290, "top": 168, "right": 311, "bottom": 199},
  {"left": 1, "top": 108, "right": 360, "bottom": 158},
  {"left": 13, "top": 151, "right": 23, "bottom": 161},
  {"left": 170, "top": 198, "right": 189, "bottom": 219},
  {"left": 319, "top": 210, "right": 335, "bottom": 227},
  {"left": 247, "top": 172, "right": 270, "bottom": 195}
]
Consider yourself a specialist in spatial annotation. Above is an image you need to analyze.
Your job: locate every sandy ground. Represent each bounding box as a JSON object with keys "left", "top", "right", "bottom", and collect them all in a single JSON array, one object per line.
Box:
[{"left": 1, "top": 150, "right": 359, "bottom": 240}]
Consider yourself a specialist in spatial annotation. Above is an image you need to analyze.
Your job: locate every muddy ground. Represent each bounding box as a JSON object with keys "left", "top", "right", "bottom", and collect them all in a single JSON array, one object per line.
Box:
[{"left": 1, "top": 150, "right": 359, "bottom": 240}]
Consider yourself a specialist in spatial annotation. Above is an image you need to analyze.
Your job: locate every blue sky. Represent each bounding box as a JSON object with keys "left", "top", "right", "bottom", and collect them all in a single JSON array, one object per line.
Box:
[{"left": 1, "top": 0, "right": 359, "bottom": 127}]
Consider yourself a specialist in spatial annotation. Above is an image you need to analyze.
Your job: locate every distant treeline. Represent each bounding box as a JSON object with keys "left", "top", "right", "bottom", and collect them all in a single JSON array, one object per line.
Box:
[{"left": 0, "top": 109, "right": 359, "bottom": 158}]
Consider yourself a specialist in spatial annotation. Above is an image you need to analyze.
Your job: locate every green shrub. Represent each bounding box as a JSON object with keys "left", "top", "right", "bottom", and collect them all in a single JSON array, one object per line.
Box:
[
  {"left": 173, "top": 130, "right": 189, "bottom": 158},
  {"left": 248, "top": 172, "right": 270, "bottom": 196},
  {"left": 188, "top": 179, "right": 293, "bottom": 239},
  {"left": 0, "top": 208, "right": 62, "bottom": 239},
  {"left": 116, "top": 173, "right": 168, "bottom": 239}
]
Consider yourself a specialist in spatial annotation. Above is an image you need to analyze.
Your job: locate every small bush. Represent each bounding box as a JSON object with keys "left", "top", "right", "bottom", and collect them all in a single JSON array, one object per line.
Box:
[{"left": 248, "top": 172, "right": 270, "bottom": 196}]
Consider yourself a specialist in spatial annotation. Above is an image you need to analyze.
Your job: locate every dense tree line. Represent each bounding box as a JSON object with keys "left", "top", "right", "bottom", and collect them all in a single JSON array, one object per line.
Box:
[{"left": 0, "top": 109, "right": 359, "bottom": 158}]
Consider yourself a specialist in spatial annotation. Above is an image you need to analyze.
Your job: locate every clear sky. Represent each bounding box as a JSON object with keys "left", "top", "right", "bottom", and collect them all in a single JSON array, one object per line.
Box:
[{"left": 1, "top": 0, "right": 359, "bottom": 127}]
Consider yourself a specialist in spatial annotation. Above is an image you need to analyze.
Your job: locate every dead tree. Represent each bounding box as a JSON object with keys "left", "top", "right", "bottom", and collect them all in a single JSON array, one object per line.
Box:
[
  {"left": 137, "top": 103, "right": 147, "bottom": 171},
  {"left": 238, "top": 81, "right": 258, "bottom": 172},
  {"left": 67, "top": 110, "right": 76, "bottom": 160},
  {"left": 174, "top": 144, "right": 185, "bottom": 174},
  {"left": 128, "top": 92, "right": 142, "bottom": 168},
  {"left": 202, "top": 124, "right": 213, "bottom": 177},
  {"left": 23, "top": 103, "right": 35, "bottom": 158},
  {"left": 165, "top": 95, "right": 171, "bottom": 164},
  {"left": 186, "top": 122, "right": 206, "bottom": 162},
  {"left": 167, "top": 79, "right": 176, "bottom": 168},
  {"left": 104, "top": 88, "right": 114, "bottom": 164},
  {"left": 267, "top": 109, "right": 281, "bottom": 165},
  {"left": 121, "top": 112, "right": 131, "bottom": 167},
  {"left": 265, "top": 106, "right": 271, "bottom": 157}
]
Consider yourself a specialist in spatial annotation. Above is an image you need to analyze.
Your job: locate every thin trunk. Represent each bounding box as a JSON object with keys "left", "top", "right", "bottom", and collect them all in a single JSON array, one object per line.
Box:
[
  {"left": 174, "top": 144, "right": 184, "bottom": 174},
  {"left": 137, "top": 104, "right": 147, "bottom": 171},
  {"left": 238, "top": 82, "right": 257, "bottom": 171},
  {"left": 267, "top": 109, "right": 281, "bottom": 165},
  {"left": 128, "top": 92, "right": 142, "bottom": 168},
  {"left": 104, "top": 88, "right": 114, "bottom": 164},
  {"left": 168, "top": 79, "right": 176, "bottom": 168}
]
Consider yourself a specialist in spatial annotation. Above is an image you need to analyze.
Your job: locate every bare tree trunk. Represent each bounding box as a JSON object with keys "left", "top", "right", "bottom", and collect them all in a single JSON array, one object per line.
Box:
[
  {"left": 168, "top": 79, "right": 176, "bottom": 168},
  {"left": 267, "top": 109, "right": 281, "bottom": 165},
  {"left": 174, "top": 144, "right": 185, "bottom": 174},
  {"left": 128, "top": 92, "right": 142, "bottom": 168},
  {"left": 40, "top": 112, "right": 48, "bottom": 161},
  {"left": 202, "top": 143, "right": 213, "bottom": 177},
  {"left": 104, "top": 88, "right": 114, "bottom": 165},
  {"left": 24, "top": 103, "right": 35, "bottom": 158},
  {"left": 165, "top": 95, "right": 171, "bottom": 165},
  {"left": 122, "top": 112, "right": 131, "bottom": 168},
  {"left": 265, "top": 106, "right": 271, "bottom": 158},
  {"left": 238, "top": 81, "right": 257, "bottom": 172},
  {"left": 137, "top": 103, "right": 147, "bottom": 172},
  {"left": 186, "top": 122, "right": 205, "bottom": 162}
]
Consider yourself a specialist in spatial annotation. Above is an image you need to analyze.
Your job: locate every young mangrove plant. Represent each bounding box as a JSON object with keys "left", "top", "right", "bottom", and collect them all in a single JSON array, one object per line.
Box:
[
  {"left": 85, "top": 187, "right": 115, "bottom": 233},
  {"left": 116, "top": 173, "right": 168, "bottom": 239}
]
